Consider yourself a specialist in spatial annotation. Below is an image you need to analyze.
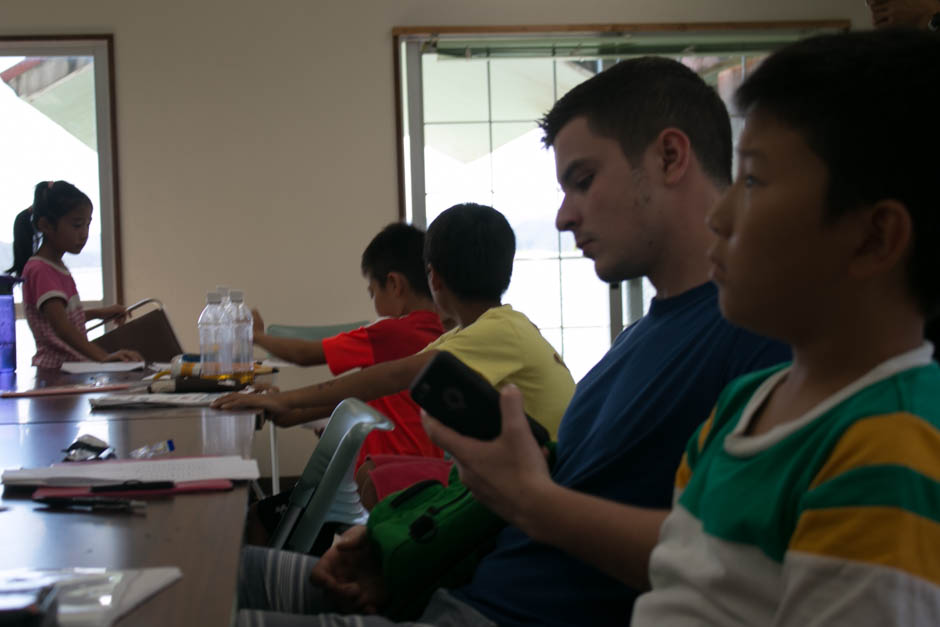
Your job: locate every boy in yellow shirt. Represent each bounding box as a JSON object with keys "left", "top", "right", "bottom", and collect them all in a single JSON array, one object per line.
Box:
[{"left": 214, "top": 203, "right": 574, "bottom": 438}]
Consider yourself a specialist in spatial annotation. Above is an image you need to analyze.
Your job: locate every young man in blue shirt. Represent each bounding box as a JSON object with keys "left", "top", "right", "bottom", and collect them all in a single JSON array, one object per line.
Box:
[
  {"left": 237, "top": 56, "right": 789, "bottom": 627},
  {"left": 433, "top": 30, "right": 940, "bottom": 626}
]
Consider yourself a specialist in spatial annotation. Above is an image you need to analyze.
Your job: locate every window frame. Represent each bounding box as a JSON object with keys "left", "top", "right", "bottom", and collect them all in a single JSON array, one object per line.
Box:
[
  {"left": 0, "top": 34, "right": 123, "bottom": 315},
  {"left": 393, "top": 20, "right": 850, "bottom": 355}
]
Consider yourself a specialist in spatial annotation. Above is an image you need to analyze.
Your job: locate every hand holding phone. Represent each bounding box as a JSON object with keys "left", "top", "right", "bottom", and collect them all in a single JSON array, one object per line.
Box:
[{"left": 409, "top": 351, "right": 551, "bottom": 446}]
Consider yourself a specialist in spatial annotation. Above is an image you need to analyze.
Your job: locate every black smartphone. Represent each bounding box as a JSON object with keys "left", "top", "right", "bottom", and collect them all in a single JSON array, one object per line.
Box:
[{"left": 409, "top": 351, "right": 551, "bottom": 446}]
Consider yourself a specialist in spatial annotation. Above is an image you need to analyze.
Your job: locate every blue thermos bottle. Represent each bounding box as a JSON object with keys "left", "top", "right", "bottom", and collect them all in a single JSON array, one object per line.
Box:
[{"left": 0, "top": 274, "right": 19, "bottom": 372}]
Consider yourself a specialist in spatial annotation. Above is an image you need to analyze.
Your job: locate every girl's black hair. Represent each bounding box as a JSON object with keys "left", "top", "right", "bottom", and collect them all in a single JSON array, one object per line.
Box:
[
  {"left": 7, "top": 180, "right": 91, "bottom": 277},
  {"left": 7, "top": 207, "right": 35, "bottom": 277}
]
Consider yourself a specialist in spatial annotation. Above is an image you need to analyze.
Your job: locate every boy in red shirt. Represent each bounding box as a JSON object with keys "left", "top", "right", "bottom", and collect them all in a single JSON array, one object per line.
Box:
[{"left": 252, "top": 222, "right": 445, "bottom": 468}]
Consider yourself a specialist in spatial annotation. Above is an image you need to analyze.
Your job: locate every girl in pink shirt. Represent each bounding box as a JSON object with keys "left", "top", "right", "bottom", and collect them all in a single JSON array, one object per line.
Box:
[{"left": 8, "top": 181, "right": 142, "bottom": 368}]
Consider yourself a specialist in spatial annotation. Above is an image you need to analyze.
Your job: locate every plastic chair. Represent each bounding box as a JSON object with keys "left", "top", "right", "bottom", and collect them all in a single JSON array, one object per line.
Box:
[
  {"left": 268, "top": 397, "right": 394, "bottom": 554},
  {"left": 266, "top": 320, "right": 369, "bottom": 342},
  {"left": 262, "top": 319, "right": 368, "bottom": 496}
]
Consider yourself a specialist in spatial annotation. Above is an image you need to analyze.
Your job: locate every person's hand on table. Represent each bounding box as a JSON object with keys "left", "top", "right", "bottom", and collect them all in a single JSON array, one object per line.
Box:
[
  {"left": 421, "top": 384, "right": 553, "bottom": 526},
  {"left": 869, "top": 0, "right": 937, "bottom": 29},
  {"left": 249, "top": 382, "right": 280, "bottom": 394},
  {"left": 104, "top": 349, "right": 144, "bottom": 362},
  {"left": 210, "top": 390, "right": 290, "bottom": 419},
  {"left": 310, "top": 525, "right": 387, "bottom": 614}
]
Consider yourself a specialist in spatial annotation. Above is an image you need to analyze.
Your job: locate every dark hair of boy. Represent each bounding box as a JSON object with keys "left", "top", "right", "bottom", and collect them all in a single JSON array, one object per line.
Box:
[
  {"left": 735, "top": 29, "right": 940, "bottom": 318},
  {"left": 7, "top": 181, "right": 91, "bottom": 277},
  {"left": 360, "top": 222, "right": 432, "bottom": 299},
  {"left": 424, "top": 203, "right": 515, "bottom": 302},
  {"left": 540, "top": 56, "right": 733, "bottom": 186}
]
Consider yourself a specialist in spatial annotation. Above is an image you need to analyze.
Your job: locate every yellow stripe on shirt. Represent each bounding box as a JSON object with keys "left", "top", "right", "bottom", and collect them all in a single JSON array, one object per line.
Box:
[
  {"left": 675, "top": 411, "right": 717, "bottom": 490},
  {"left": 790, "top": 505, "right": 940, "bottom": 587},
  {"left": 675, "top": 454, "right": 692, "bottom": 490},
  {"left": 697, "top": 410, "right": 716, "bottom": 452},
  {"left": 809, "top": 413, "right": 940, "bottom": 490}
]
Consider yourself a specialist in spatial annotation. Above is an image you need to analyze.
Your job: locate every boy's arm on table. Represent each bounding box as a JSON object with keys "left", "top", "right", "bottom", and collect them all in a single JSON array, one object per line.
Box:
[
  {"left": 211, "top": 394, "right": 332, "bottom": 423},
  {"left": 254, "top": 333, "right": 327, "bottom": 366},
  {"left": 212, "top": 350, "right": 437, "bottom": 413},
  {"left": 423, "top": 385, "right": 667, "bottom": 592},
  {"left": 252, "top": 308, "right": 328, "bottom": 366},
  {"left": 42, "top": 300, "right": 142, "bottom": 362}
]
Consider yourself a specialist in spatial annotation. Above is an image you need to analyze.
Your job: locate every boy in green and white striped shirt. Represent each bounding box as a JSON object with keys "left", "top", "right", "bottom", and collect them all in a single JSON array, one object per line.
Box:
[
  {"left": 430, "top": 29, "right": 940, "bottom": 627},
  {"left": 631, "top": 30, "right": 940, "bottom": 626}
]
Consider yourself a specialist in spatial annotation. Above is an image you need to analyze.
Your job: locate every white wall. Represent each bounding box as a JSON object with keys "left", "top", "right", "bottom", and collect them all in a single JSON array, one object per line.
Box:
[{"left": 0, "top": 0, "right": 872, "bottom": 475}]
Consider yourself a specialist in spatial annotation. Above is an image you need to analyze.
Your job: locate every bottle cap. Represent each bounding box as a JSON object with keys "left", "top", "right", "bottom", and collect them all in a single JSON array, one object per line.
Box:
[
  {"left": 230, "top": 290, "right": 244, "bottom": 303},
  {"left": 216, "top": 286, "right": 229, "bottom": 299},
  {"left": 207, "top": 291, "right": 221, "bottom": 304}
]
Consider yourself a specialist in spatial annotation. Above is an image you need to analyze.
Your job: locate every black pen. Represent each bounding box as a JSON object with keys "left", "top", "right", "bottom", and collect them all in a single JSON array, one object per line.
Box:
[
  {"left": 34, "top": 496, "right": 146, "bottom": 512},
  {"left": 90, "top": 480, "right": 175, "bottom": 493}
]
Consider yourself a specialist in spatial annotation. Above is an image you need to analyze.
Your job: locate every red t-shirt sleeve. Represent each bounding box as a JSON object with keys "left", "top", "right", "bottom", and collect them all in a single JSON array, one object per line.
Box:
[
  {"left": 366, "top": 317, "right": 418, "bottom": 363},
  {"left": 321, "top": 327, "right": 375, "bottom": 375}
]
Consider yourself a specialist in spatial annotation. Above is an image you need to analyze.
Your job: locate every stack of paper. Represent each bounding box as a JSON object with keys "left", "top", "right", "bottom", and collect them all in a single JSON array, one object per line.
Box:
[{"left": 89, "top": 393, "right": 228, "bottom": 409}]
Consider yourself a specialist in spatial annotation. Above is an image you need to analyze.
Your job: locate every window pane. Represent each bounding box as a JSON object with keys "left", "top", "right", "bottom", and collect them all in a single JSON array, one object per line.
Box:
[
  {"left": 555, "top": 60, "right": 600, "bottom": 100},
  {"left": 562, "top": 326, "right": 610, "bottom": 383},
  {"left": 424, "top": 122, "right": 493, "bottom": 223},
  {"left": 490, "top": 123, "right": 562, "bottom": 259},
  {"left": 410, "top": 40, "right": 789, "bottom": 377},
  {"left": 540, "top": 326, "right": 562, "bottom": 358},
  {"left": 491, "top": 122, "right": 545, "bottom": 195},
  {"left": 0, "top": 54, "right": 105, "bottom": 302},
  {"left": 424, "top": 122, "right": 492, "bottom": 195},
  {"left": 561, "top": 258, "right": 609, "bottom": 328},
  {"left": 504, "top": 258, "right": 561, "bottom": 330},
  {"left": 558, "top": 221, "right": 578, "bottom": 257},
  {"left": 622, "top": 276, "right": 656, "bottom": 326},
  {"left": 422, "top": 55, "right": 488, "bottom": 123},
  {"left": 490, "top": 59, "right": 555, "bottom": 122},
  {"left": 497, "top": 204, "right": 560, "bottom": 261},
  {"left": 425, "top": 191, "right": 494, "bottom": 226}
]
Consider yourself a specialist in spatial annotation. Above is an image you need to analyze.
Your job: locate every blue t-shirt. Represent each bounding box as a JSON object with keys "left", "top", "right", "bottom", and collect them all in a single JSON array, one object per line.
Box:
[{"left": 452, "top": 282, "right": 791, "bottom": 626}]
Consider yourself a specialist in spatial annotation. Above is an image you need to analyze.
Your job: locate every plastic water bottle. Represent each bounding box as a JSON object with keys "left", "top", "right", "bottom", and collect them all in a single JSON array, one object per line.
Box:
[
  {"left": 217, "top": 291, "right": 234, "bottom": 378},
  {"left": 198, "top": 292, "right": 222, "bottom": 377},
  {"left": 230, "top": 290, "right": 253, "bottom": 381},
  {"left": 215, "top": 285, "right": 233, "bottom": 376}
]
